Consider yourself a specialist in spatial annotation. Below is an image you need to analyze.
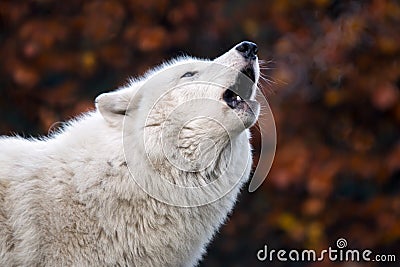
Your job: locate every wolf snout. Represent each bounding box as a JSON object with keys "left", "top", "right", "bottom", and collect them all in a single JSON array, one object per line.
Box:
[{"left": 235, "top": 41, "right": 258, "bottom": 60}]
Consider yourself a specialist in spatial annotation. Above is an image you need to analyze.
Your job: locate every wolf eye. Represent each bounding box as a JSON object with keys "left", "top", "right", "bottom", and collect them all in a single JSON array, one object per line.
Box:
[{"left": 181, "top": 71, "right": 197, "bottom": 78}]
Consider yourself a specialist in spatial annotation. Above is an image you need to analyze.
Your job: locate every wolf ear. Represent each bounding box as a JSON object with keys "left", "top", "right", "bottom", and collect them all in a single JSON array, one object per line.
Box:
[{"left": 95, "top": 87, "right": 142, "bottom": 126}]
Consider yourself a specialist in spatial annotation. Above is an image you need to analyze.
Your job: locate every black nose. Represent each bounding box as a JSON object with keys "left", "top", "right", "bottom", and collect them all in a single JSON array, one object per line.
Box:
[{"left": 235, "top": 41, "right": 258, "bottom": 60}]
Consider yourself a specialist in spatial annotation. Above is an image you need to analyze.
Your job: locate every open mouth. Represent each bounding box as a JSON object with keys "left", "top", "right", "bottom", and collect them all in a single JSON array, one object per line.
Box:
[
  {"left": 223, "top": 65, "right": 256, "bottom": 109},
  {"left": 223, "top": 88, "right": 244, "bottom": 109}
]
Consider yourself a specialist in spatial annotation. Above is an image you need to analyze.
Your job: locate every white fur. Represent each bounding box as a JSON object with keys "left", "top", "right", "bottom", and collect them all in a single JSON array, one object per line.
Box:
[{"left": 0, "top": 44, "right": 260, "bottom": 266}]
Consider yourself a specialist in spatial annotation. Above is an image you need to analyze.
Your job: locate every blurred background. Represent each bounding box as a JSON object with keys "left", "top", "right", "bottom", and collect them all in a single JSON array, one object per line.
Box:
[{"left": 0, "top": 0, "right": 399, "bottom": 266}]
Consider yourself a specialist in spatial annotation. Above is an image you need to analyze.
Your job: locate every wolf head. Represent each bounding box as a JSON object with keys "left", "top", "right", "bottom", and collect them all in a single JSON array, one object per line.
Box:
[
  {"left": 96, "top": 42, "right": 260, "bottom": 189},
  {"left": 96, "top": 41, "right": 260, "bottom": 133}
]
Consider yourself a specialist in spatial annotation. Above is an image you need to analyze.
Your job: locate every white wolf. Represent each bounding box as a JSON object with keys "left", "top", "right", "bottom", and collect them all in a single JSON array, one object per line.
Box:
[{"left": 0, "top": 41, "right": 260, "bottom": 266}]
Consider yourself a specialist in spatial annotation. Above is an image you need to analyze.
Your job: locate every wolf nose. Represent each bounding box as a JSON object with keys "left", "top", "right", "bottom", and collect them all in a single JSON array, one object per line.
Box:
[{"left": 235, "top": 41, "right": 258, "bottom": 60}]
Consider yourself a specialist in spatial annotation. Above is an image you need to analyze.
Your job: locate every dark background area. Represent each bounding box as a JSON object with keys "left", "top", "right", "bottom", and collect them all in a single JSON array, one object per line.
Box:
[{"left": 1, "top": 0, "right": 399, "bottom": 266}]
